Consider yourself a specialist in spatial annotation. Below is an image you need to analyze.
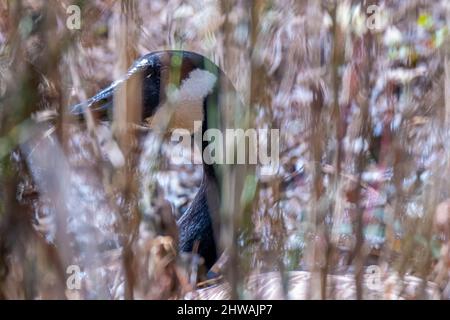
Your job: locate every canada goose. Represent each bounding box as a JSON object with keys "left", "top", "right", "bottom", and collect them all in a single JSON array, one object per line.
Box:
[{"left": 71, "top": 50, "right": 235, "bottom": 271}]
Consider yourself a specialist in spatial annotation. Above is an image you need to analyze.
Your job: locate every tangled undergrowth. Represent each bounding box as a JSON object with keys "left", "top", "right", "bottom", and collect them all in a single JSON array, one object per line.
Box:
[{"left": 0, "top": 0, "right": 449, "bottom": 299}]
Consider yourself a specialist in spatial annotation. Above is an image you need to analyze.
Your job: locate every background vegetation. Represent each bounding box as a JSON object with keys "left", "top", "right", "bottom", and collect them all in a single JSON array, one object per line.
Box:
[{"left": 0, "top": 0, "right": 449, "bottom": 299}]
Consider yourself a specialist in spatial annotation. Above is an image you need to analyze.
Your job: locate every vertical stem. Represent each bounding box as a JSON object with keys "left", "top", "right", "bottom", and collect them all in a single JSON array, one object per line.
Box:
[{"left": 114, "top": 0, "right": 141, "bottom": 300}]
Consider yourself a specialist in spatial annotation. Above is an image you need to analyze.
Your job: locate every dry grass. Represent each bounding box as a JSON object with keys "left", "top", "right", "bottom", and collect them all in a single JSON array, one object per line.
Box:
[{"left": 0, "top": 0, "right": 449, "bottom": 299}]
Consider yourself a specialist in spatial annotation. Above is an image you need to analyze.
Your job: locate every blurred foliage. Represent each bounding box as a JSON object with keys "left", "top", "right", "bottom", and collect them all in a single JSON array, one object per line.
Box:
[{"left": 0, "top": 0, "right": 448, "bottom": 299}]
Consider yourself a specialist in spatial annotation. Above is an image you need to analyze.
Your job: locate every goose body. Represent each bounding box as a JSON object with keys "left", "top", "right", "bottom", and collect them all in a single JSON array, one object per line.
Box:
[{"left": 71, "top": 50, "right": 231, "bottom": 270}]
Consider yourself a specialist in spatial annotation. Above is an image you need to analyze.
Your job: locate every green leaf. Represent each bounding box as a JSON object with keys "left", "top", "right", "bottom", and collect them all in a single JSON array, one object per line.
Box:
[
  {"left": 240, "top": 174, "right": 258, "bottom": 207},
  {"left": 430, "top": 239, "right": 442, "bottom": 259},
  {"left": 339, "top": 223, "right": 353, "bottom": 235},
  {"left": 434, "top": 27, "right": 448, "bottom": 48},
  {"left": 417, "top": 13, "right": 433, "bottom": 29}
]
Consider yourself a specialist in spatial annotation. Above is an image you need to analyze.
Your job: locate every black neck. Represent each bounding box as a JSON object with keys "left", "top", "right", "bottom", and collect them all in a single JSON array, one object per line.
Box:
[{"left": 176, "top": 92, "right": 222, "bottom": 270}]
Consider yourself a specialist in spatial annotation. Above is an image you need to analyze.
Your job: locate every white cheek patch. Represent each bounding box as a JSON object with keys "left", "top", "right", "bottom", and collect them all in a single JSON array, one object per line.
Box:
[
  {"left": 152, "top": 68, "right": 217, "bottom": 133},
  {"left": 178, "top": 68, "right": 217, "bottom": 101}
]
